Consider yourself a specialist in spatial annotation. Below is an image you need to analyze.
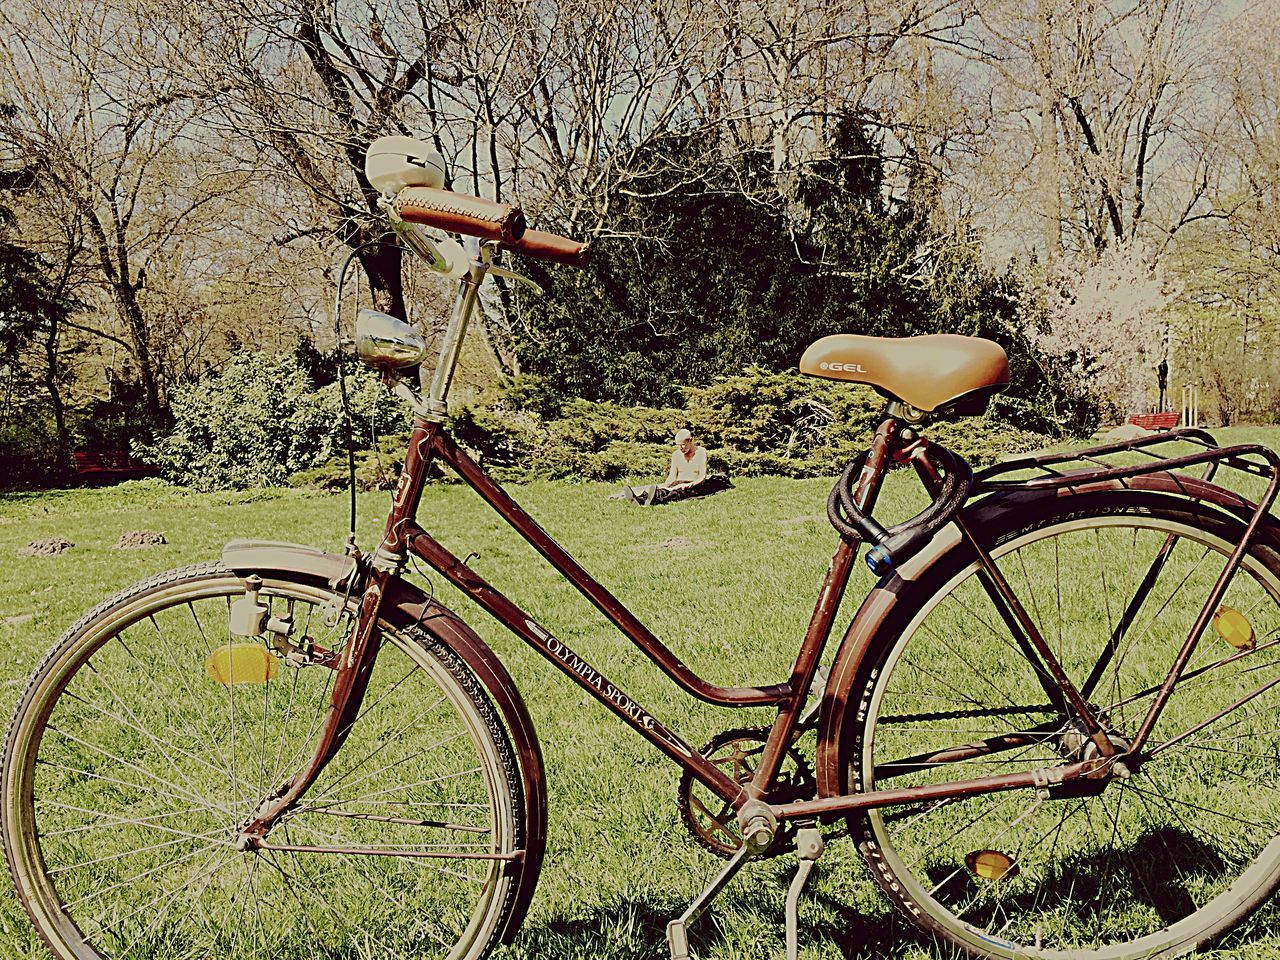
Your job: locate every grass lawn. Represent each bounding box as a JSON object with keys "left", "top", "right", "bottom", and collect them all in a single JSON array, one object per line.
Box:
[{"left": 2, "top": 425, "right": 1280, "bottom": 960}]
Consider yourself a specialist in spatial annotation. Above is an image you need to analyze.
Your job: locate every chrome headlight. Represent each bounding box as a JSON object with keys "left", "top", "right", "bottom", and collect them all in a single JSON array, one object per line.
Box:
[{"left": 354, "top": 309, "right": 428, "bottom": 370}]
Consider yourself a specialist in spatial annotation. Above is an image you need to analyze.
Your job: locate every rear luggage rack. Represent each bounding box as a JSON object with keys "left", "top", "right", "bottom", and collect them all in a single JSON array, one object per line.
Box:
[{"left": 975, "top": 427, "right": 1280, "bottom": 494}]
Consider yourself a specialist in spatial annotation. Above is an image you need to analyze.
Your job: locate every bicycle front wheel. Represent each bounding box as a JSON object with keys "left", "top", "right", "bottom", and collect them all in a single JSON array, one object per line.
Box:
[
  {"left": 846, "top": 492, "right": 1280, "bottom": 959},
  {"left": 2, "top": 562, "right": 524, "bottom": 960}
]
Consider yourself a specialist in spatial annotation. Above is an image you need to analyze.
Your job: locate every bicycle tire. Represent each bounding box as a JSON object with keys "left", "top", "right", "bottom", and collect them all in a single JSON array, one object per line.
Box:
[
  {"left": 2, "top": 561, "right": 524, "bottom": 960},
  {"left": 842, "top": 491, "right": 1280, "bottom": 959}
]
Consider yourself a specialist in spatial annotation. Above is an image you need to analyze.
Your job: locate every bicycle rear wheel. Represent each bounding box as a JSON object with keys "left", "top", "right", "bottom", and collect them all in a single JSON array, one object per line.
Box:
[
  {"left": 2, "top": 562, "right": 523, "bottom": 960},
  {"left": 845, "top": 493, "right": 1280, "bottom": 959}
]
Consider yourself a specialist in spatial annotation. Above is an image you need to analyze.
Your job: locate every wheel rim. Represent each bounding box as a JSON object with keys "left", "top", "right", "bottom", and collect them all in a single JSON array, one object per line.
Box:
[
  {"left": 860, "top": 512, "right": 1280, "bottom": 958},
  {"left": 5, "top": 572, "right": 517, "bottom": 960}
]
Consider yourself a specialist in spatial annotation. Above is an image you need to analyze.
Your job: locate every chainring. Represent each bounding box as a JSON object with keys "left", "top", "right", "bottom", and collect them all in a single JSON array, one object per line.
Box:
[{"left": 677, "top": 726, "right": 815, "bottom": 859}]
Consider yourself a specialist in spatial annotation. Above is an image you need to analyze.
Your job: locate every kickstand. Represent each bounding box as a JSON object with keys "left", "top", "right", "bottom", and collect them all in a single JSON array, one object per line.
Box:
[
  {"left": 666, "top": 842, "right": 754, "bottom": 960},
  {"left": 785, "top": 823, "right": 825, "bottom": 960}
]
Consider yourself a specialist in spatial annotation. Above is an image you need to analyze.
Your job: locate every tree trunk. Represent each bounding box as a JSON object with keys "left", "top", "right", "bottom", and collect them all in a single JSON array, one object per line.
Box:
[
  {"left": 1037, "top": 0, "right": 1061, "bottom": 270},
  {"left": 113, "top": 282, "right": 166, "bottom": 427},
  {"left": 42, "top": 315, "right": 69, "bottom": 474},
  {"left": 355, "top": 228, "right": 407, "bottom": 320}
]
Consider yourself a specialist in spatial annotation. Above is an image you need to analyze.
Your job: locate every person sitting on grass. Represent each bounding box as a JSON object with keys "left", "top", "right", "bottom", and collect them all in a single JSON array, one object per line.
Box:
[
  {"left": 652, "top": 428, "right": 707, "bottom": 502},
  {"left": 612, "top": 428, "right": 729, "bottom": 506}
]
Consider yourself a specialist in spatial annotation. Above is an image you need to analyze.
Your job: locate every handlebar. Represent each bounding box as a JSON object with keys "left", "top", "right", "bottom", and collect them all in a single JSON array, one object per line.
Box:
[
  {"left": 393, "top": 187, "right": 589, "bottom": 269},
  {"left": 827, "top": 441, "right": 974, "bottom": 576},
  {"left": 500, "top": 229, "right": 590, "bottom": 268},
  {"left": 395, "top": 187, "right": 526, "bottom": 245}
]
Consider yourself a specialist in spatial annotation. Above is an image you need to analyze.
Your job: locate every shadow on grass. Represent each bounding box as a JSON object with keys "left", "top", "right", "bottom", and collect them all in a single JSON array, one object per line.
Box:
[
  {"left": 925, "top": 825, "right": 1227, "bottom": 937},
  {"left": 513, "top": 882, "right": 916, "bottom": 959},
  {"left": 515, "top": 825, "right": 1245, "bottom": 957}
]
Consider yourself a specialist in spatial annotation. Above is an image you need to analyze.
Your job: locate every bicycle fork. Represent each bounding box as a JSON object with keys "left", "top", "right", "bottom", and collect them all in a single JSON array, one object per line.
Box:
[{"left": 231, "top": 568, "right": 391, "bottom": 849}]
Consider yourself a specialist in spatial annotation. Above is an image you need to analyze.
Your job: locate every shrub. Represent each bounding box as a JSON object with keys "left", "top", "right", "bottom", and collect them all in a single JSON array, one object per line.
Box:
[
  {"left": 924, "top": 418, "right": 1051, "bottom": 467},
  {"left": 498, "top": 373, "right": 567, "bottom": 419},
  {"left": 448, "top": 405, "right": 545, "bottom": 468},
  {"left": 289, "top": 451, "right": 402, "bottom": 492},
  {"left": 547, "top": 400, "right": 686, "bottom": 452},
  {"left": 140, "top": 353, "right": 335, "bottom": 490},
  {"left": 683, "top": 367, "right": 883, "bottom": 453},
  {"left": 0, "top": 410, "right": 61, "bottom": 488},
  {"left": 447, "top": 367, "right": 1052, "bottom": 483},
  {"left": 141, "top": 352, "right": 411, "bottom": 491},
  {"left": 316, "top": 371, "right": 412, "bottom": 450},
  {"left": 579, "top": 441, "right": 672, "bottom": 481}
]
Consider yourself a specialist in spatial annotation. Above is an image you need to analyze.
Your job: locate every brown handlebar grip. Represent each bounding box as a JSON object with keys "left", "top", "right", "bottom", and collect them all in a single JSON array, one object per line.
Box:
[
  {"left": 395, "top": 186, "right": 526, "bottom": 244},
  {"left": 501, "top": 229, "right": 590, "bottom": 268}
]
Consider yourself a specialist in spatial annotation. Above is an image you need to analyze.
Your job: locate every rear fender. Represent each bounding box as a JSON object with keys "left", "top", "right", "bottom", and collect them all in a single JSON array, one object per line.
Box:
[
  {"left": 812, "top": 476, "right": 1279, "bottom": 800},
  {"left": 221, "top": 540, "right": 546, "bottom": 945}
]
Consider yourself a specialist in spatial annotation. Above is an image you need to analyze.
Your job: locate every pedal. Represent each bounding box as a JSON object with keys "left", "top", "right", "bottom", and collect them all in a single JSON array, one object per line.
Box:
[{"left": 785, "top": 823, "right": 825, "bottom": 960}]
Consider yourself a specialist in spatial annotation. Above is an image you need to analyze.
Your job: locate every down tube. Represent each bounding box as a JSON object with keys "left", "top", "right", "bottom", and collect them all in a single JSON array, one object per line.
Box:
[{"left": 405, "top": 525, "right": 748, "bottom": 805}]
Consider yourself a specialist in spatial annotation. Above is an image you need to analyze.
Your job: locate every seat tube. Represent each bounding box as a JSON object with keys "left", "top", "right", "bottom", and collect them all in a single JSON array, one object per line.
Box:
[
  {"left": 750, "top": 418, "right": 902, "bottom": 796},
  {"left": 383, "top": 418, "right": 443, "bottom": 553}
]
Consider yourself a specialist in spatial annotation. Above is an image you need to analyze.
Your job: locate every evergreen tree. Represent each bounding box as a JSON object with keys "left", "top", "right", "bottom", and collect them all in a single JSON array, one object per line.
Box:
[
  {"left": 506, "top": 117, "right": 1094, "bottom": 434},
  {"left": 0, "top": 193, "right": 77, "bottom": 478}
]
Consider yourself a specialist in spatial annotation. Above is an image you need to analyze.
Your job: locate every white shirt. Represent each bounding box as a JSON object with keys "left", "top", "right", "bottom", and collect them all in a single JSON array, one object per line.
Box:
[{"left": 666, "top": 445, "right": 707, "bottom": 486}]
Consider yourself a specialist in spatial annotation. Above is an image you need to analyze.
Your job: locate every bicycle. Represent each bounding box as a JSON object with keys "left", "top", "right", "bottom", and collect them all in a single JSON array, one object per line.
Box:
[{"left": 4, "top": 135, "right": 1280, "bottom": 960}]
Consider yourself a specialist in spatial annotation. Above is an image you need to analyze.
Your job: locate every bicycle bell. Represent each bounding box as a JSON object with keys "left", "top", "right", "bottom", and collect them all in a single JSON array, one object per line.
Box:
[{"left": 354, "top": 309, "right": 428, "bottom": 370}]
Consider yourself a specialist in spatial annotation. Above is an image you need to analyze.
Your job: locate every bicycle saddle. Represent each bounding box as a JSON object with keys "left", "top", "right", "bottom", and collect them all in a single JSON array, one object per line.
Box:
[{"left": 799, "top": 333, "right": 1010, "bottom": 414}]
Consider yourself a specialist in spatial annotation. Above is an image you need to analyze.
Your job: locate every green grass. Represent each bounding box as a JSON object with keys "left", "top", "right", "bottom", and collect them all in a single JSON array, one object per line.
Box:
[{"left": 2, "top": 425, "right": 1280, "bottom": 959}]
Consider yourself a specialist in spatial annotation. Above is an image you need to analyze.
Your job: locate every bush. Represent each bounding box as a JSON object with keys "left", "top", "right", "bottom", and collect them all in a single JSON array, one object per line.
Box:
[
  {"left": 140, "top": 352, "right": 411, "bottom": 491},
  {"left": 548, "top": 400, "right": 686, "bottom": 452},
  {"left": 684, "top": 368, "right": 884, "bottom": 454},
  {"left": 289, "top": 451, "right": 401, "bottom": 492},
  {"left": 316, "top": 371, "right": 412, "bottom": 449},
  {"left": 289, "top": 431, "right": 412, "bottom": 492},
  {"left": 0, "top": 410, "right": 61, "bottom": 488},
  {"left": 140, "top": 353, "right": 324, "bottom": 489},
  {"left": 447, "top": 367, "right": 1052, "bottom": 483},
  {"left": 148, "top": 358, "right": 1052, "bottom": 492}
]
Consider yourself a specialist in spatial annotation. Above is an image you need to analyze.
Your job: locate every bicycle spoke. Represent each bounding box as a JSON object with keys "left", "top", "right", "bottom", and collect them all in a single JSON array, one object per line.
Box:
[
  {"left": 7, "top": 571, "right": 519, "bottom": 960},
  {"left": 859, "top": 509, "right": 1280, "bottom": 955}
]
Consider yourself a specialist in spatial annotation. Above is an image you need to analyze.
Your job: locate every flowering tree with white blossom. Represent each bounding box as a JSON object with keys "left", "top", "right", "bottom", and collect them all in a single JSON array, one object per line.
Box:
[{"left": 1035, "top": 242, "right": 1178, "bottom": 420}]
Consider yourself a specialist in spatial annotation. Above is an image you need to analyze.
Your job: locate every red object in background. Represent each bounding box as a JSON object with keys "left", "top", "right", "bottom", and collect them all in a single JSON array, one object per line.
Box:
[
  {"left": 1127, "top": 412, "right": 1180, "bottom": 431},
  {"left": 71, "top": 451, "right": 158, "bottom": 485}
]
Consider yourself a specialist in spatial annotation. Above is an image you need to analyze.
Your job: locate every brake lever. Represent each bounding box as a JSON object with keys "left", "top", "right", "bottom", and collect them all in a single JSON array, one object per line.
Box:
[{"left": 485, "top": 265, "right": 544, "bottom": 296}]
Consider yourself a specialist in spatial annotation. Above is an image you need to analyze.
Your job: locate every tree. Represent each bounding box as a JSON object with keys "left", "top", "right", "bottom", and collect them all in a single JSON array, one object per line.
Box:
[
  {"left": 1035, "top": 241, "right": 1177, "bottom": 419},
  {"left": 508, "top": 118, "right": 1092, "bottom": 433},
  {"left": 1160, "top": 5, "right": 1280, "bottom": 424},
  {"left": 0, "top": 0, "right": 251, "bottom": 425},
  {"left": 950, "top": 0, "right": 1227, "bottom": 264},
  {"left": 0, "top": 183, "right": 77, "bottom": 474}
]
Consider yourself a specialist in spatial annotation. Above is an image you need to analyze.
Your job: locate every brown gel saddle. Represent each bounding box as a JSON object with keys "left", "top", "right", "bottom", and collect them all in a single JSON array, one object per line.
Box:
[{"left": 799, "top": 334, "right": 1010, "bottom": 414}]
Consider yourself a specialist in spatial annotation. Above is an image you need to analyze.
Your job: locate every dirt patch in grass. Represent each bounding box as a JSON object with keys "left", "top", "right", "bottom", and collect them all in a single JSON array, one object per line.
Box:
[
  {"left": 114, "top": 530, "right": 167, "bottom": 549},
  {"left": 17, "top": 537, "right": 74, "bottom": 558}
]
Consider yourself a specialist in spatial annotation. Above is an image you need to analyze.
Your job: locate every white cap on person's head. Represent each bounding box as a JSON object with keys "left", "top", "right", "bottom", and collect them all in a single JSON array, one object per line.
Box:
[{"left": 675, "top": 428, "right": 692, "bottom": 443}]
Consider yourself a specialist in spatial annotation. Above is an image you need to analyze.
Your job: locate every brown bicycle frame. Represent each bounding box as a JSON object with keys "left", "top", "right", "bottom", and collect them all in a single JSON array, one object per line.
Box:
[
  {"left": 377, "top": 411, "right": 1271, "bottom": 817},
  {"left": 381, "top": 417, "right": 903, "bottom": 807},
  {"left": 244, "top": 409, "right": 1280, "bottom": 845}
]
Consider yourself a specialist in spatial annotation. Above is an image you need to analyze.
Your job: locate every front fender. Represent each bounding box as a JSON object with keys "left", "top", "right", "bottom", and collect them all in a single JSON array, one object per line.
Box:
[{"left": 221, "top": 539, "right": 546, "bottom": 946}]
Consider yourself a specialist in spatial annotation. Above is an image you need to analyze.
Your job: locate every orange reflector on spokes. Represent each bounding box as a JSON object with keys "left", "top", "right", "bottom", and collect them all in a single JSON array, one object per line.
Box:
[
  {"left": 965, "top": 850, "right": 1018, "bottom": 881},
  {"left": 205, "top": 643, "right": 279, "bottom": 686},
  {"left": 1214, "top": 607, "right": 1255, "bottom": 651}
]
